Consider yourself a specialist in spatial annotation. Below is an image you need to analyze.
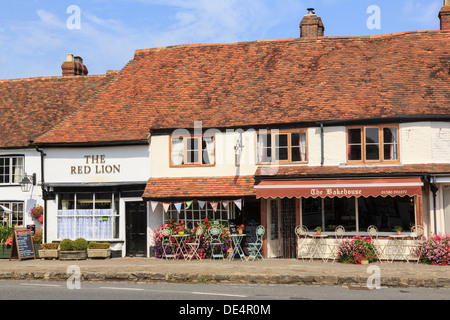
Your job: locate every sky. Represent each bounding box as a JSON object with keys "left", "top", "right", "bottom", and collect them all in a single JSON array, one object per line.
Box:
[{"left": 0, "top": 0, "right": 444, "bottom": 79}]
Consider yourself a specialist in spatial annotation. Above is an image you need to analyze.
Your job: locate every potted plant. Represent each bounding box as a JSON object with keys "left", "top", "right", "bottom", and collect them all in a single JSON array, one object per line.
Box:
[
  {"left": 59, "top": 238, "right": 88, "bottom": 260},
  {"left": 39, "top": 243, "right": 59, "bottom": 259},
  {"left": 237, "top": 224, "right": 245, "bottom": 235},
  {"left": 315, "top": 226, "right": 322, "bottom": 235},
  {"left": 0, "top": 224, "right": 13, "bottom": 259},
  {"left": 87, "top": 242, "right": 111, "bottom": 259},
  {"left": 394, "top": 226, "right": 402, "bottom": 235},
  {"left": 32, "top": 229, "right": 43, "bottom": 259}
]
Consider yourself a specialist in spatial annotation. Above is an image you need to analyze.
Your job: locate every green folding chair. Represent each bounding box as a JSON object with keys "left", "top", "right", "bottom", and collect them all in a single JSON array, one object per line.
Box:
[{"left": 208, "top": 225, "right": 224, "bottom": 260}]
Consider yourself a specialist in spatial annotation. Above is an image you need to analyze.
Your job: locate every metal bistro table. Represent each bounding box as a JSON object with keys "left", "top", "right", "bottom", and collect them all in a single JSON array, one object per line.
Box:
[
  {"left": 172, "top": 234, "right": 190, "bottom": 260},
  {"left": 229, "top": 233, "right": 246, "bottom": 261},
  {"left": 309, "top": 234, "right": 328, "bottom": 262},
  {"left": 385, "top": 234, "right": 409, "bottom": 262}
]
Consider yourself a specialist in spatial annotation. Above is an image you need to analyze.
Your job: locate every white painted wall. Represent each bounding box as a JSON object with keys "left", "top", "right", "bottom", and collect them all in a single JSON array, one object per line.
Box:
[{"left": 0, "top": 149, "right": 43, "bottom": 228}]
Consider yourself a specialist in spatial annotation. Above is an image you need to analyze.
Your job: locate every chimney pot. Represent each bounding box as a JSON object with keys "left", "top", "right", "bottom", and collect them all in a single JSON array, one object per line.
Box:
[{"left": 439, "top": 1, "right": 450, "bottom": 30}]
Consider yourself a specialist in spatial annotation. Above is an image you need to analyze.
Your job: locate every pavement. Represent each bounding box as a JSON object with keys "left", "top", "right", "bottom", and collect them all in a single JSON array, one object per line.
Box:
[{"left": 1, "top": 257, "right": 450, "bottom": 288}]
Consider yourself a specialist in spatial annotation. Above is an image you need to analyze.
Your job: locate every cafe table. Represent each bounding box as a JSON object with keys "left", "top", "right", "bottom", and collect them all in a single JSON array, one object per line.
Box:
[
  {"left": 385, "top": 234, "right": 409, "bottom": 262},
  {"left": 229, "top": 233, "right": 246, "bottom": 262},
  {"left": 172, "top": 234, "right": 190, "bottom": 260},
  {"left": 309, "top": 234, "right": 328, "bottom": 262}
]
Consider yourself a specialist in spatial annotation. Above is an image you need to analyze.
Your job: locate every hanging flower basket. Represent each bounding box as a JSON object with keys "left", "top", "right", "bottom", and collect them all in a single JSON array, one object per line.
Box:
[{"left": 30, "top": 205, "right": 44, "bottom": 224}]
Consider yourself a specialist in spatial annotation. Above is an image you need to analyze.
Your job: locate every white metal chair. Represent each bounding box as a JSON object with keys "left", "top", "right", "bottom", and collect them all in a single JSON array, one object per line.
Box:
[
  {"left": 367, "top": 225, "right": 385, "bottom": 263},
  {"left": 248, "top": 225, "right": 265, "bottom": 262},
  {"left": 327, "top": 225, "right": 346, "bottom": 263},
  {"left": 161, "top": 227, "right": 177, "bottom": 260},
  {"left": 185, "top": 226, "right": 204, "bottom": 261},
  {"left": 295, "top": 225, "right": 311, "bottom": 261},
  {"left": 408, "top": 225, "right": 425, "bottom": 263}
]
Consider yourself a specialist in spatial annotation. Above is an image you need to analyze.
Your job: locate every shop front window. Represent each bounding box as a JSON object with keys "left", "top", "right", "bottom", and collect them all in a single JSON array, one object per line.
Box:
[
  {"left": 164, "top": 202, "right": 236, "bottom": 230},
  {"left": 57, "top": 193, "right": 120, "bottom": 240},
  {"left": 0, "top": 202, "right": 23, "bottom": 226}
]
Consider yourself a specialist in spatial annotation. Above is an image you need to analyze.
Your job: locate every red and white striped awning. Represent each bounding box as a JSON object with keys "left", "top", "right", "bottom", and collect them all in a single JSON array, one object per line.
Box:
[{"left": 255, "top": 177, "right": 423, "bottom": 199}]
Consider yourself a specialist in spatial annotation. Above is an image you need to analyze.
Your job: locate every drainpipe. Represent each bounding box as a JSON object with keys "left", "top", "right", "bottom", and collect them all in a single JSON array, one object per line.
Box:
[
  {"left": 35, "top": 146, "right": 47, "bottom": 243},
  {"left": 320, "top": 123, "right": 324, "bottom": 166},
  {"left": 430, "top": 176, "right": 439, "bottom": 235}
]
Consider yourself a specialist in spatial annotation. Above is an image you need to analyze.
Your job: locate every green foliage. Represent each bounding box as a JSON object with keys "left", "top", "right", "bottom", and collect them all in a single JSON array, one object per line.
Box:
[
  {"left": 59, "top": 239, "right": 74, "bottom": 251},
  {"left": 41, "top": 243, "right": 59, "bottom": 250},
  {"left": 73, "top": 238, "right": 88, "bottom": 250},
  {"left": 88, "top": 242, "right": 110, "bottom": 249}
]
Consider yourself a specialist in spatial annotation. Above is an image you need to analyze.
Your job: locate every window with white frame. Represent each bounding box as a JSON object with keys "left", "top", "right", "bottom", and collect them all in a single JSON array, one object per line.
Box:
[
  {"left": 57, "top": 193, "right": 120, "bottom": 240},
  {"left": 164, "top": 202, "right": 236, "bottom": 230},
  {"left": 0, "top": 156, "right": 24, "bottom": 184},
  {"left": 171, "top": 135, "right": 215, "bottom": 166},
  {"left": 257, "top": 130, "right": 307, "bottom": 164},
  {"left": 0, "top": 202, "right": 24, "bottom": 226}
]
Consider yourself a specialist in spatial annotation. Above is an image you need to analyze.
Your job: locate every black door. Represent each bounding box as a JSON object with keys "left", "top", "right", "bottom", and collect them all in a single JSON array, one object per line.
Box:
[{"left": 126, "top": 202, "right": 147, "bottom": 257}]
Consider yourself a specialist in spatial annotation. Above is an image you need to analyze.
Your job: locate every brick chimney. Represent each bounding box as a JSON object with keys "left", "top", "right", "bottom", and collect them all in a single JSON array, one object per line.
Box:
[
  {"left": 61, "top": 54, "right": 89, "bottom": 76},
  {"left": 300, "top": 8, "right": 325, "bottom": 38},
  {"left": 439, "top": 0, "right": 450, "bottom": 30}
]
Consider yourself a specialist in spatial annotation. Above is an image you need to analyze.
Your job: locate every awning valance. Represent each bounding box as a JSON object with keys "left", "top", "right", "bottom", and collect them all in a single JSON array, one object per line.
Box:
[{"left": 255, "top": 178, "right": 423, "bottom": 199}]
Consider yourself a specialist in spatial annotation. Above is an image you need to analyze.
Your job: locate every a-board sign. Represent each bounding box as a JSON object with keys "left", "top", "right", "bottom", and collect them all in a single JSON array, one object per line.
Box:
[{"left": 9, "top": 228, "right": 36, "bottom": 261}]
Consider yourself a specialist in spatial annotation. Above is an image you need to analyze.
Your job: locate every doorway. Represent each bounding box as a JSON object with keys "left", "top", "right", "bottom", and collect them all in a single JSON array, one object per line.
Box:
[{"left": 125, "top": 202, "right": 147, "bottom": 257}]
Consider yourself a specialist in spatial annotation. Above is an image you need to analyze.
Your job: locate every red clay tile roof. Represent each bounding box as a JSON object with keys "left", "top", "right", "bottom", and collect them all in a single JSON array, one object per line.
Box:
[
  {"left": 142, "top": 176, "right": 256, "bottom": 200},
  {"left": 37, "top": 30, "right": 449, "bottom": 145},
  {"left": 255, "top": 163, "right": 450, "bottom": 178},
  {"left": 0, "top": 74, "right": 117, "bottom": 148}
]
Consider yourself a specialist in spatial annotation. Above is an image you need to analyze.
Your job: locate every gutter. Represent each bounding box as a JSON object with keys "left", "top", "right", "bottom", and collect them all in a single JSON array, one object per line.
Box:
[{"left": 35, "top": 146, "right": 47, "bottom": 243}]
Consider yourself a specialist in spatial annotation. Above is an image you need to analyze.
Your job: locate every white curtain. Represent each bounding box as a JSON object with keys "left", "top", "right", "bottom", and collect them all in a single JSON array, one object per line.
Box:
[
  {"left": 76, "top": 209, "right": 93, "bottom": 239},
  {"left": 204, "top": 137, "right": 215, "bottom": 164},
  {"left": 94, "top": 209, "right": 113, "bottom": 239},
  {"left": 390, "top": 128, "right": 398, "bottom": 160},
  {"left": 299, "top": 133, "right": 307, "bottom": 161},
  {"left": 171, "top": 137, "right": 184, "bottom": 165},
  {"left": 13, "top": 157, "right": 24, "bottom": 184}
]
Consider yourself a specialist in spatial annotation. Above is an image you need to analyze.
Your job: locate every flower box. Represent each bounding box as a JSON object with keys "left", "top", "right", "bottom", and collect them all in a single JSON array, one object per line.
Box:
[
  {"left": 38, "top": 249, "right": 59, "bottom": 260},
  {"left": 0, "top": 244, "right": 11, "bottom": 259},
  {"left": 59, "top": 250, "right": 87, "bottom": 260},
  {"left": 87, "top": 248, "right": 111, "bottom": 259}
]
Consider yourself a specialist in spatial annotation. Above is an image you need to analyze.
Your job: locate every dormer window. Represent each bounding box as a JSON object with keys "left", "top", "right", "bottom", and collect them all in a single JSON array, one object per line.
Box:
[
  {"left": 171, "top": 135, "right": 215, "bottom": 166},
  {"left": 347, "top": 125, "right": 399, "bottom": 163}
]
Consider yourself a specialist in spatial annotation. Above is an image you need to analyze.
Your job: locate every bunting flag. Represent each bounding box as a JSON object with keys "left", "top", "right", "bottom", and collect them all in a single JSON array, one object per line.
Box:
[
  {"left": 185, "top": 201, "right": 193, "bottom": 209},
  {"left": 198, "top": 200, "right": 206, "bottom": 209},
  {"left": 210, "top": 202, "right": 218, "bottom": 212},
  {"left": 151, "top": 201, "right": 159, "bottom": 212},
  {"left": 234, "top": 199, "right": 242, "bottom": 210},
  {"left": 222, "top": 201, "right": 229, "bottom": 209},
  {"left": 174, "top": 203, "right": 182, "bottom": 213},
  {"left": 162, "top": 203, "right": 171, "bottom": 213}
]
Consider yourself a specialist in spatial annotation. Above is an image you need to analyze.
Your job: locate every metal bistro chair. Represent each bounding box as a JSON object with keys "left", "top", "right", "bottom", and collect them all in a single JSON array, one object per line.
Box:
[
  {"left": 367, "top": 225, "right": 385, "bottom": 263},
  {"left": 408, "top": 225, "right": 425, "bottom": 263},
  {"left": 327, "top": 225, "right": 346, "bottom": 263},
  {"left": 186, "top": 226, "right": 204, "bottom": 261},
  {"left": 209, "top": 225, "right": 224, "bottom": 260},
  {"left": 295, "top": 225, "right": 311, "bottom": 261},
  {"left": 248, "top": 225, "right": 265, "bottom": 262},
  {"left": 161, "top": 227, "right": 177, "bottom": 260}
]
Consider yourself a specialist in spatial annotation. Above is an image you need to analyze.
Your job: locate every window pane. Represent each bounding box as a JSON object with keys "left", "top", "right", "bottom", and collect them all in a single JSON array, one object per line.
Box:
[
  {"left": 302, "top": 198, "right": 322, "bottom": 230},
  {"left": 96, "top": 193, "right": 112, "bottom": 210},
  {"left": 366, "top": 145, "right": 380, "bottom": 160},
  {"left": 186, "top": 138, "right": 199, "bottom": 164},
  {"left": 257, "top": 133, "right": 272, "bottom": 163},
  {"left": 348, "top": 129, "right": 361, "bottom": 144},
  {"left": 77, "top": 193, "right": 94, "bottom": 210},
  {"left": 0, "top": 158, "right": 10, "bottom": 184},
  {"left": 274, "top": 134, "right": 289, "bottom": 161},
  {"left": 59, "top": 194, "right": 75, "bottom": 210},
  {"left": 365, "top": 128, "right": 379, "bottom": 144},
  {"left": 171, "top": 137, "right": 184, "bottom": 166},
  {"left": 383, "top": 127, "right": 398, "bottom": 160},
  {"left": 348, "top": 145, "right": 362, "bottom": 161},
  {"left": 202, "top": 136, "right": 214, "bottom": 165},
  {"left": 324, "top": 197, "right": 356, "bottom": 232}
]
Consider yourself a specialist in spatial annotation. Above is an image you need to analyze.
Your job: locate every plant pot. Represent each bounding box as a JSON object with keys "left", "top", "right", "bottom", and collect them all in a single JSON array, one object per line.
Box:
[
  {"left": 396, "top": 231, "right": 402, "bottom": 235},
  {"left": 238, "top": 229, "right": 243, "bottom": 235},
  {"left": 59, "top": 250, "right": 87, "bottom": 260},
  {"left": 34, "top": 244, "right": 40, "bottom": 259},
  {"left": 38, "top": 249, "right": 59, "bottom": 260},
  {"left": 0, "top": 244, "right": 11, "bottom": 259},
  {"left": 87, "top": 248, "right": 111, "bottom": 259}
]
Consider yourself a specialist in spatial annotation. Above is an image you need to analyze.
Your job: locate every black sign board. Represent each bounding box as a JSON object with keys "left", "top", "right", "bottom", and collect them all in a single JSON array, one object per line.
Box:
[{"left": 9, "top": 228, "right": 36, "bottom": 261}]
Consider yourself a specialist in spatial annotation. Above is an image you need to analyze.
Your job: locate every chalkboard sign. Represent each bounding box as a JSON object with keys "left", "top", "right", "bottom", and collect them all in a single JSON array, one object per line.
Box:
[{"left": 9, "top": 228, "right": 36, "bottom": 261}]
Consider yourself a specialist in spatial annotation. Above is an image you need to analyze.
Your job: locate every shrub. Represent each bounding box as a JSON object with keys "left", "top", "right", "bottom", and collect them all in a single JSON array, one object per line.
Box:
[
  {"left": 337, "top": 236, "right": 376, "bottom": 264},
  {"left": 414, "top": 234, "right": 450, "bottom": 266},
  {"left": 73, "top": 238, "right": 88, "bottom": 251},
  {"left": 59, "top": 239, "right": 74, "bottom": 251},
  {"left": 41, "top": 243, "right": 59, "bottom": 250},
  {"left": 88, "top": 242, "right": 110, "bottom": 249},
  {"left": 32, "top": 229, "right": 43, "bottom": 244}
]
